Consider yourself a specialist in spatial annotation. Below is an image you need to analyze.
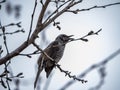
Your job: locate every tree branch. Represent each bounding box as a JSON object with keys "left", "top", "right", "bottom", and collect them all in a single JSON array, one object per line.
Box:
[
  {"left": 43, "top": 0, "right": 76, "bottom": 27},
  {"left": 36, "top": 0, "right": 51, "bottom": 28},
  {"left": 70, "top": 29, "right": 102, "bottom": 42},
  {"left": 0, "top": 22, "right": 9, "bottom": 54},
  {"left": 27, "top": 0, "right": 37, "bottom": 41},
  {"left": 0, "top": 0, "right": 51, "bottom": 65},
  {"left": 67, "top": 2, "right": 120, "bottom": 14},
  {"left": 0, "top": 22, "right": 21, "bottom": 29},
  {"left": 60, "top": 48, "right": 120, "bottom": 90},
  {"left": 44, "top": 0, "right": 72, "bottom": 23},
  {"left": 0, "top": 29, "right": 25, "bottom": 36},
  {"left": 19, "top": 50, "right": 40, "bottom": 58},
  {"left": 56, "top": 64, "right": 87, "bottom": 83}
]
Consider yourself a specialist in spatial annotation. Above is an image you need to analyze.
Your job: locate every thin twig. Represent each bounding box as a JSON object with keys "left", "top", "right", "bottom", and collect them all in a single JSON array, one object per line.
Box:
[
  {"left": 0, "top": 22, "right": 21, "bottom": 29},
  {"left": 32, "top": 42, "right": 54, "bottom": 61},
  {"left": 0, "top": 22, "right": 9, "bottom": 54},
  {"left": 27, "top": 0, "right": 37, "bottom": 41},
  {"left": 4, "top": 63, "right": 11, "bottom": 90},
  {"left": 36, "top": 0, "right": 51, "bottom": 26},
  {"left": 56, "top": 64, "right": 87, "bottom": 83},
  {"left": 19, "top": 50, "right": 40, "bottom": 58},
  {"left": 44, "top": 0, "right": 72, "bottom": 23},
  {"left": 67, "top": 2, "right": 120, "bottom": 14},
  {"left": 0, "top": 29, "right": 25, "bottom": 36},
  {"left": 43, "top": 0, "right": 75, "bottom": 27},
  {"left": 70, "top": 29, "right": 102, "bottom": 42}
]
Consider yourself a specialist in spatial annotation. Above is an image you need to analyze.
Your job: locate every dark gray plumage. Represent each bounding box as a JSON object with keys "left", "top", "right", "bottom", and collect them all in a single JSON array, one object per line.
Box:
[{"left": 34, "top": 34, "right": 73, "bottom": 88}]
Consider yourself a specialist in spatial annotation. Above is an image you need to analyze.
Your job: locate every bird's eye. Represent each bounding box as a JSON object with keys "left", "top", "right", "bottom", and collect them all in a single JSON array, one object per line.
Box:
[{"left": 60, "top": 37, "right": 64, "bottom": 41}]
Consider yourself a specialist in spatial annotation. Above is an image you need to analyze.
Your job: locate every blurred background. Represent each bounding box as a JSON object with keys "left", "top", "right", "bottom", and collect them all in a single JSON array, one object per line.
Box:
[{"left": 0, "top": 0, "right": 120, "bottom": 90}]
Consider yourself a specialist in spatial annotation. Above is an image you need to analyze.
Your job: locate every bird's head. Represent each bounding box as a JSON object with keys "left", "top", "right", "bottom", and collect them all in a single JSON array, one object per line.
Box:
[{"left": 55, "top": 34, "right": 74, "bottom": 43}]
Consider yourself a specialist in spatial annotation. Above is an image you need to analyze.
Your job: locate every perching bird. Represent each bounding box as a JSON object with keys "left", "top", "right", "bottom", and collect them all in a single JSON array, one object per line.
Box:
[{"left": 34, "top": 34, "right": 74, "bottom": 88}]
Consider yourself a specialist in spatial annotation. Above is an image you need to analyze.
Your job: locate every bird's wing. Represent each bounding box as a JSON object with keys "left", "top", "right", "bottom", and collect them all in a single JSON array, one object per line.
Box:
[
  {"left": 44, "top": 41, "right": 60, "bottom": 77},
  {"left": 34, "top": 41, "right": 60, "bottom": 88},
  {"left": 34, "top": 56, "right": 44, "bottom": 89},
  {"left": 44, "top": 41, "right": 59, "bottom": 61},
  {"left": 34, "top": 41, "right": 59, "bottom": 88}
]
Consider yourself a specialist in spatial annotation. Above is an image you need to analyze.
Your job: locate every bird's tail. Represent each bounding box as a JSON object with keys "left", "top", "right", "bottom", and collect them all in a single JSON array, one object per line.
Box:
[
  {"left": 45, "top": 65, "right": 54, "bottom": 78},
  {"left": 34, "top": 67, "right": 43, "bottom": 89}
]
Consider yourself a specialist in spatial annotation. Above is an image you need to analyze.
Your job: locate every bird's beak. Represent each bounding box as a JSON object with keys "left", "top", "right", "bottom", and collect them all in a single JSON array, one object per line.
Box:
[
  {"left": 68, "top": 35, "right": 74, "bottom": 41},
  {"left": 68, "top": 35, "right": 74, "bottom": 37}
]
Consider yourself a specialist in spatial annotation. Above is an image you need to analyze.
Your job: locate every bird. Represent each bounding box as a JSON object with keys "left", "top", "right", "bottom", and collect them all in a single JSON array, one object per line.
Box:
[{"left": 34, "top": 34, "right": 74, "bottom": 88}]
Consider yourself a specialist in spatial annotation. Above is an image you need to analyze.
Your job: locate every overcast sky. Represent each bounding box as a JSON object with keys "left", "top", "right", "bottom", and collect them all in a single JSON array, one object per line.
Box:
[{"left": 0, "top": 0, "right": 120, "bottom": 90}]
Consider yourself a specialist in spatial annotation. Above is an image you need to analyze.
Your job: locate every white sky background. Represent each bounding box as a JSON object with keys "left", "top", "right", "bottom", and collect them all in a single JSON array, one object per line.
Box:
[{"left": 0, "top": 0, "right": 120, "bottom": 90}]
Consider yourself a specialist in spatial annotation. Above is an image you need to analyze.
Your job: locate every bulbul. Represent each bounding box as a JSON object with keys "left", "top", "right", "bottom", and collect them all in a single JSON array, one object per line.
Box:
[{"left": 34, "top": 34, "right": 74, "bottom": 88}]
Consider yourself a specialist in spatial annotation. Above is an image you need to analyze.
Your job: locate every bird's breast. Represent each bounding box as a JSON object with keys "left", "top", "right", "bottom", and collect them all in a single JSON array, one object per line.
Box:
[{"left": 52, "top": 45, "right": 65, "bottom": 63}]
